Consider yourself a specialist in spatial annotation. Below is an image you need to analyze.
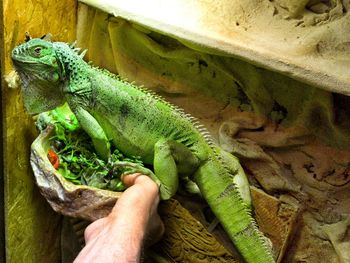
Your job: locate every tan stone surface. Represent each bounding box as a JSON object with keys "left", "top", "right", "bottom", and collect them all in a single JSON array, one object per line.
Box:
[
  {"left": 76, "top": 7, "right": 350, "bottom": 151},
  {"left": 1, "top": 0, "right": 76, "bottom": 262},
  {"left": 74, "top": 7, "right": 350, "bottom": 261},
  {"left": 221, "top": 120, "right": 350, "bottom": 263},
  {"left": 80, "top": 0, "right": 350, "bottom": 95}
]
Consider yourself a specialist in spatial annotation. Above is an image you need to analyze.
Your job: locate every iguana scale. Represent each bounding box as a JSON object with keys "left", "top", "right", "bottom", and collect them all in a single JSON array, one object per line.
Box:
[{"left": 12, "top": 38, "right": 275, "bottom": 263}]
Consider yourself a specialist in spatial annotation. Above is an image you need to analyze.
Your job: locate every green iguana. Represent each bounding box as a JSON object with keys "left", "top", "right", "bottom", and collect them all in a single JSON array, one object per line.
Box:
[{"left": 12, "top": 37, "right": 275, "bottom": 263}]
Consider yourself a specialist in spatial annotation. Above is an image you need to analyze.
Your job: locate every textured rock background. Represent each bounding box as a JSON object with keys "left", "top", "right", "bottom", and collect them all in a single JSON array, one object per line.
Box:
[
  {"left": 75, "top": 5, "right": 350, "bottom": 261},
  {"left": 81, "top": 0, "right": 350, "bottom": 95}
]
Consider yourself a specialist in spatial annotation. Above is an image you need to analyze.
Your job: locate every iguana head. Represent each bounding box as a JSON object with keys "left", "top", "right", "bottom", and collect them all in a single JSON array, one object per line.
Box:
[{"left": 12, "top": 38, "right": 66, "bottom": 114}]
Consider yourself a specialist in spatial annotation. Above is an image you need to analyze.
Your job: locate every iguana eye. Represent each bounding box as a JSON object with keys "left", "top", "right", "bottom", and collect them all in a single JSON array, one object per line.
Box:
[
  {"left": 34, "top": 47, "right": 42, "bottom": 56},
  {"left": 34, "top": 47, "right": 41, "bottom": 53}
]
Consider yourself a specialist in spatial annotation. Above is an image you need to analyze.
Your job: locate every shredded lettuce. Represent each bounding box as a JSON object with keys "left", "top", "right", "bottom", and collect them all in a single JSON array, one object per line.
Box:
[{"left": 39, "top": 105, "right": 144, "bottom": 192}]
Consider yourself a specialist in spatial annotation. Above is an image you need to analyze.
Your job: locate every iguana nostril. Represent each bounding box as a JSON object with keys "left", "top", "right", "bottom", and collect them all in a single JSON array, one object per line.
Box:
[{"left": 12, "top": 48, "right": 19, "bottom": 57}]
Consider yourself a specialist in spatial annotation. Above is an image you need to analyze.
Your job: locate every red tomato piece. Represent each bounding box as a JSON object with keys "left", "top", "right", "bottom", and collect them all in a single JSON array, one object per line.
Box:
[{"left": 47, "top": 148, "right": 60, "bottom": 169}]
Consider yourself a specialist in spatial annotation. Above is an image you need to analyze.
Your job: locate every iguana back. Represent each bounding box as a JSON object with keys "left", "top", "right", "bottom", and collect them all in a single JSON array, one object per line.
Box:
[{"left": 85, "top": 69, "right": 210, "bottom": 164}]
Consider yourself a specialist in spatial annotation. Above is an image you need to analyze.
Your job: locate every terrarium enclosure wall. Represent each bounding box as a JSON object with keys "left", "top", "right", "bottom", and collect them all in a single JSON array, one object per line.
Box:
[
  {"left": 1, "top": 1, "right": 77, "bottom": 262},
  {"left": 1, "top": 0, "right": 350, "bottom": 262}
]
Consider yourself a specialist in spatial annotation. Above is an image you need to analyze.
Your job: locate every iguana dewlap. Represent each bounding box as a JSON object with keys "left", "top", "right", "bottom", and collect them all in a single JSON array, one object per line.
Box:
[{"left": 12, "top": 38, "right": 275, "bottom": 263}]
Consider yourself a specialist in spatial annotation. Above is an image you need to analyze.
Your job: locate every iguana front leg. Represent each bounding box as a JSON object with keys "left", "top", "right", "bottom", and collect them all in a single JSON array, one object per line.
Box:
[
  {"left": 74, "top": 107, "right": 110, "bottom": 161},
  {"left": 111, "top": 161, "right": 160, "bottom": 184},
  {"left": 147, "top": 140, "right": 251, "bottom": 203},
  {"left": 154, "top": 139, "right": 200, "bottom": 200},
  {"left": 111, "top": 139, "right": 200, "bottom": 199}
]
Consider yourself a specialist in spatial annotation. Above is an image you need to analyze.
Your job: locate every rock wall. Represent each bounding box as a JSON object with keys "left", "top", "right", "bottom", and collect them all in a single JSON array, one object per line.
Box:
[{"left": 76, "top": 5, "right": 350, "bottom": 262}]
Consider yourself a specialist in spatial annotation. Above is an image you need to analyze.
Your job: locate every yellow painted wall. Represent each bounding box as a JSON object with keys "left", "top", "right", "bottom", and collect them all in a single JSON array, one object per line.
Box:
[{"left": 1, "top": 0, "right": 76, "bottom": 262}]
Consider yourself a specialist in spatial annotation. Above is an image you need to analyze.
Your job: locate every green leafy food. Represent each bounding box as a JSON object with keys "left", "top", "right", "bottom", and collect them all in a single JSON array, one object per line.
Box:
[{"left": 48, "top": 121, "right": 143, "bottom": 192}]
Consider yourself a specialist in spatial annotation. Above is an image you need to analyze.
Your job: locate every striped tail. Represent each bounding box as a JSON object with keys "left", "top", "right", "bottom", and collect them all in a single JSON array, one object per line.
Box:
[{"left": 193, "top": 154, "right": 275, "bottom": 263}]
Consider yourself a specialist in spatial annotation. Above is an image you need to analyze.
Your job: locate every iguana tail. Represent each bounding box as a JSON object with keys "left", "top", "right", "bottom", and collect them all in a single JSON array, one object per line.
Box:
[{"left": 193, "top": 152, "right": 275, "bottom": 263}]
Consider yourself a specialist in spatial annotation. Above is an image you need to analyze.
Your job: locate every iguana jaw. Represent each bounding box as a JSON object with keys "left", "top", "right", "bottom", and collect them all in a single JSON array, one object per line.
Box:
[
  {"left": 20, "top": 82, "right": 65, "bottom": 115},
  {"left": 11, "top": 59, "right": 40, "bottom": 88},
  {"left": 11, "top": 59, "right": 65, "bottom": 114},
  {"left": 12, "top": 54, "right": 61, "bottom": 84}
]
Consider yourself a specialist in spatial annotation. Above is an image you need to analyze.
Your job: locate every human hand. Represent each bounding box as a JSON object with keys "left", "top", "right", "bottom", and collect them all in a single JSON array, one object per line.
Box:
[{"left": 73, "top": 173, "right": 164, "bottom": 263}]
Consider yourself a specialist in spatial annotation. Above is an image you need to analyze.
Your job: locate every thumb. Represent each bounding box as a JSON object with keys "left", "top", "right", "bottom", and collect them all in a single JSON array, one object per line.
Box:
[{"left": 121, "top": 173, "right": 143, "bottom": 187}]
